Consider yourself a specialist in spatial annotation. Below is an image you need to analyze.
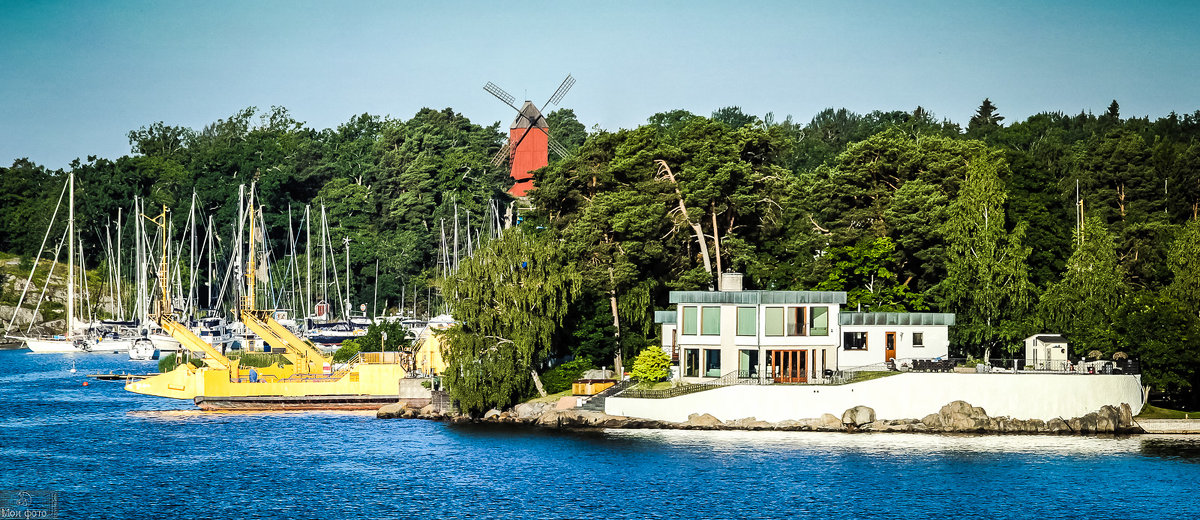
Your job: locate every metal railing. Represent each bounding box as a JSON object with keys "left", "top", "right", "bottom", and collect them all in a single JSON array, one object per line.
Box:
[{"left": 617, "top": 370, "right": 766, "bottom": 399}]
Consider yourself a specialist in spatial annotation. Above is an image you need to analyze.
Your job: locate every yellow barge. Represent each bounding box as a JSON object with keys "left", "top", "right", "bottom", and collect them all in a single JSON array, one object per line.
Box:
[{"left": 125, "top": 202, "right": 407, "bottom": 410}]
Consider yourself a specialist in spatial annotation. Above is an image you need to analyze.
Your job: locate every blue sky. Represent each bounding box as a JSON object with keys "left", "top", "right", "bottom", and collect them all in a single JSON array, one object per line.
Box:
[{"left": 2, "top": 0, "right": 1198, "bottom": 169}]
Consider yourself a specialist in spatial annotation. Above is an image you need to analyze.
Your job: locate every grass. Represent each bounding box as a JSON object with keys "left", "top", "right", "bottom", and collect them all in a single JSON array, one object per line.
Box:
[
  {"left": 838, "top": 370, "right": 902, "bottom": 385},
  {"left": 635, "top": 381, "right": 674, "bottom": 390},
  {"left": 526, "top": 390, "right": 572, "bottom": 404},
  {"left": 1137, "top": 404, "right": 1198, "bottom": 419}
]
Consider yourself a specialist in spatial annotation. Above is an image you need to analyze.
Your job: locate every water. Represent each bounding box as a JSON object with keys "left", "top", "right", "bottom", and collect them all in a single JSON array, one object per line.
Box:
[{"left": 2, "top": 349, "right": 1199, "bottom": 519}]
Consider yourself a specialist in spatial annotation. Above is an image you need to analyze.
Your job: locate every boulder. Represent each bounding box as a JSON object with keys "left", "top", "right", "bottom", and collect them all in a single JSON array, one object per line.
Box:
[
  {"left": 726, "top": 417, "right": 772, "bottom": 430},
  {"left": 934, "top": 401, "right": 990, "bottom": 432},
  {"left": 535, "top": 409, "right": 562, "bottom": 427},
  {"left": 685, "top": 413, "right": 723, "bottom": 428},
  {"left": 513, "top": 401, "right": 552, "bottom": 419},
  {"left": 376, "top": 402, "right": 404, "bottom": 419},
  {"left": 555, "top": 396, "right": 579, "bottom": 410},
  {"left": 482, "top": 409, "right": 502, "bottom": 420},
  {"left": 841, "top": 406, "right": 876, "bottom": 427},
  {"left": 581, "top": 369, "right": 616, "bottom": 380},
  {"left": 1046, "top": 418, "right": 1070, "bottom": 434},
  {"left": 1118, "top": 403, "right": 1139, "bottom": 432},
  {"left": 818, "top": 414, "right": 844, "bottom": 431},
  {"left": 419, "top": 404, "right": 437, "bottom": 416}
]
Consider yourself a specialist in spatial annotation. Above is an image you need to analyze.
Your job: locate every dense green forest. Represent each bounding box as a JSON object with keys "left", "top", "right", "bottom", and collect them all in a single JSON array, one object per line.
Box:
[{"left": 2, "top": 100, "right": 1199, "bottom": 411}]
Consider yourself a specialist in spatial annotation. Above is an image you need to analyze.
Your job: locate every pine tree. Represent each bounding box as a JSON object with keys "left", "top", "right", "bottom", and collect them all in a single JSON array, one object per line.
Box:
[{"left": 967, "top": 98, "right": 1005, "bottom": 137}]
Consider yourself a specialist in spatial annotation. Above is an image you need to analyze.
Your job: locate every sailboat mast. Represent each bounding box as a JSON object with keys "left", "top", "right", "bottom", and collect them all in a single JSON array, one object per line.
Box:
[
  {"left": 305, "top": 205, "right": 311, "bottom": 319},
  {"left": 67, "top": 172, "right": 74, "bottom": 338},
  {"left": 321, "top": 205, "right": 327, "bottom": 312},
  {"left": 344, "top": 237, "right": 350, "bottom": 321}
]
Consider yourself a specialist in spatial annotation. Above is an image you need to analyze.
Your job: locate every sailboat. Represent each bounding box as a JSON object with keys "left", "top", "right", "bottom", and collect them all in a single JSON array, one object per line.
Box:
[{"left": 9, "top": 172, "right": 131, "bottom": 354}]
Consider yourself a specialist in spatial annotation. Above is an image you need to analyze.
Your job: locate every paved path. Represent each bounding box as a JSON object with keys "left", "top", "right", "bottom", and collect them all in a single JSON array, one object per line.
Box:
[{"left": 1136, "top": 419, "right": 1200, "bottom": 434}]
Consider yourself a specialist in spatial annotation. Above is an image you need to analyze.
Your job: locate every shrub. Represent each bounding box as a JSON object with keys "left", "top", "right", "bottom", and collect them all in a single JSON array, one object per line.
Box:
[
  {"left": 333, "top": 339, "right": 361, "bottom": 363},
  {"left": 631, "top": 346, "right": 670, "bottom": 384},
  {"left": 231, "top": 352, "right": 291, "bottom": 368},
  {"left": 540, "top": 358, "right": 595, "bottom": 394}
]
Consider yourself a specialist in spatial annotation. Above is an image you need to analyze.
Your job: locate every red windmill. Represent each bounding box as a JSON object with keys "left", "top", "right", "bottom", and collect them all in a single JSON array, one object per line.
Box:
[{"left": 484, "top": 75, "right": 574, "bottom": 198}]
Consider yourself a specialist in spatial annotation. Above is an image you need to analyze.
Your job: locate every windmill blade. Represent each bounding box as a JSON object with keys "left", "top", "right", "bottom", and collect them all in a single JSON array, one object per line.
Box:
[
  {"left": 490, "top": 142, "right": 511, "bottom": 166},
  {"left": 547, "top": 138, "right": 570, "bottom": 159},
  {"left": 484, "top": 82, "right": 520, "bottom": 112},
  {"left": 543, "top": 74, "right": 575, "bottom": 110}
]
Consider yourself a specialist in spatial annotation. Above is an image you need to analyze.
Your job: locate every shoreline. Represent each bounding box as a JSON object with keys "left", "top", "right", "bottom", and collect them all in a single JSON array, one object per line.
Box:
[{"left": 377, "top": 400, "right": 1183, "bottom": 436}]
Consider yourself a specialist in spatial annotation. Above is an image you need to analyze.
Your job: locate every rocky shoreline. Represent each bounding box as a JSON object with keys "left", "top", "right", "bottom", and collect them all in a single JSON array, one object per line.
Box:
[{"left": 378, "top": 399, "right": 1143, "bottom": 435}]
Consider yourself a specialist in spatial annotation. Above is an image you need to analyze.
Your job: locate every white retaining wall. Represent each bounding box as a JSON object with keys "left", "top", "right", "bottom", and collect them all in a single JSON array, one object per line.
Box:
[{"left": 605, "top": 373, "right": 1145, "bottom": 423}]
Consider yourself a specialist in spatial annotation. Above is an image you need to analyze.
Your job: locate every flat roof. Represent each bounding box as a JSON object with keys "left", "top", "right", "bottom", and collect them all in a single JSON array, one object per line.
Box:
[
  {"left": 653, "top": 311, "right": 677, "bottom": 324},
  {"left": 839, "top": 312, "right": 956, "bottom": 326},
  {"left": 669, "top": 291, "right": 847, "bottom": 305}
]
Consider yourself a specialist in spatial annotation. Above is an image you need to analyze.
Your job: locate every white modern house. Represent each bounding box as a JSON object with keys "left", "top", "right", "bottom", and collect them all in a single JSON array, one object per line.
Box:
[
  {"left": 656, "top": 273, "right": 954, "bottom": 383},
  {"left": 1024, "top": 334, "right": 1070, "bottom": 371}
]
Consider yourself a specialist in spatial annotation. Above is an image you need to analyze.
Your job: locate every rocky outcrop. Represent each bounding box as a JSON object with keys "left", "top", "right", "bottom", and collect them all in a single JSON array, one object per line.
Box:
[
  {"left": 917, "top": 400, "right": 1140, "bottom": 434},
  {"left": 684, "top": 413, "right": 723, "bottom": 428},
  {"left": 377, "top": 398, "right": 1142, "bottom": 436},
  {"left": 842, "top": 406, "right": 876, "bottom": 428}
]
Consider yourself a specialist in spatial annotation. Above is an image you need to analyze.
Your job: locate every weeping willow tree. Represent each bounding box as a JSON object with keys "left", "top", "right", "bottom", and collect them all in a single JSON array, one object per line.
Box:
[{"left": 439, "top": 228, "right": 582, "bottom": 415}]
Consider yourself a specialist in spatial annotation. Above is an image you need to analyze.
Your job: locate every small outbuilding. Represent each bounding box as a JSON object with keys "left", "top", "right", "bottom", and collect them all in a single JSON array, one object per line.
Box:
[{"left": 1024, "top": 334, "right": 1069, "bottom": 371}]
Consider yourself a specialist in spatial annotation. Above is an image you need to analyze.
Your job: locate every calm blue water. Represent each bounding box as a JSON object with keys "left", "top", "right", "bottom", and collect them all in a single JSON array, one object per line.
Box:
[{"left": 2, "top": 349, "right": 1199, "bottom": 519}]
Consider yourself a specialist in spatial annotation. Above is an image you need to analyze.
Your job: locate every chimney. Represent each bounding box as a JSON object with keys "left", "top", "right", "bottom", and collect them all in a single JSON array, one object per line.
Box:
[{"left": 720, "top": 272, "right": 743, "bottom": 292}]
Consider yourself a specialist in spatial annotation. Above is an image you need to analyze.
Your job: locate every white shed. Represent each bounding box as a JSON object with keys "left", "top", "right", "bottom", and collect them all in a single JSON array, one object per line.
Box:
[{"left": 1024, "top": 334, "right": 1069, "bottom": 371}]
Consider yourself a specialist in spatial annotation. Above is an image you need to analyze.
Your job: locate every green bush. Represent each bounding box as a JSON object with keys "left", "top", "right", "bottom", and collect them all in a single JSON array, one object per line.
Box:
[
  {"left": 631, "top": 346, "right": 670, "bottom": 385},
  {"left": 333, "top": 339, "right": 361, "bottom": 363},
  {"left": 540, "top": 358, "right": 595, "bottom": 394},
  {"left": 230, "top": 352, "right": 291, "bottom": 367}
]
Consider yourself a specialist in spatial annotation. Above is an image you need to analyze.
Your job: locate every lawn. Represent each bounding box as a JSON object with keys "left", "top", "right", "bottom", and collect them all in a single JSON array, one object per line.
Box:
[{"left": 1137, "top": 404, "right": 1198, "bottom": 419}]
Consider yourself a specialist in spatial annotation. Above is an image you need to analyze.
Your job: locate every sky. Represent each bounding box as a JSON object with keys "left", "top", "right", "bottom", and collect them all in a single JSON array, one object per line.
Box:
[{"left": 2, "top": 0, "right": 1198, "bottom": 170}]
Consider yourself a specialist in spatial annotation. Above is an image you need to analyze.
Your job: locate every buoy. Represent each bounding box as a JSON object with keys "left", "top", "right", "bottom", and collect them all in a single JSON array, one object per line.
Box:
[{"left": 82, "top": 382, "right": 89, "bottom": 387}]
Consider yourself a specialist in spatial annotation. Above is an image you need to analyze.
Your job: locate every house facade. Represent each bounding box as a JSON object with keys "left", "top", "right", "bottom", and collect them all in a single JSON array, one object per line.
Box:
[{"left": 658, "top": 278, "right": 954, "bottom": 383}]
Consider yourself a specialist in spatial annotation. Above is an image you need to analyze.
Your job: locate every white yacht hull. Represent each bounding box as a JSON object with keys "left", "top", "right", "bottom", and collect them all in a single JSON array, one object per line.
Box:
[{"left": 19, "top": 336, "right": 132, "bottom": 353}]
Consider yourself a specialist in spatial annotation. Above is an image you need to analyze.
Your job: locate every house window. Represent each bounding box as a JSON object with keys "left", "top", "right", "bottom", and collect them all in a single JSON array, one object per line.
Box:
[
  {"left": 913, "top": 332, "right": 925, "bottom": 348},
  {"left": 809, "top": 306, "right": 829, "bottom": 336},
  {"left": 844, "top": 331, "right": 868, "bottom": 350},
  {"left": 682, "top": 306, "right": 697, "bottom": 335},
  {"left": 701, "top": 307, "right": 721, "bottom": 335},
  {"left": 736, "top": 307, "right": 757, "bottom": 336},
  {"left": 739, "top": 349, "right": 759, "bottom": 378},
  {"left": 764, "top": 307, "right": 784, "bottom": 336},
  {"left": 787, "top": 307, "right": 806, "bottom": 336},
  {"left": 704, "top": 349, "right": 721, "bottom": 377},
  {"left": 683, "top": 348, "right": 700, "bottom": 377}
]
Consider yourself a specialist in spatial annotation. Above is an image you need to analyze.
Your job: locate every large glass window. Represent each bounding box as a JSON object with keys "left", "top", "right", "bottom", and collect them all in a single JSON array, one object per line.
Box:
[
  {"left": 704, "top": 349, "right": 721, "bottom": 377},
  {"left": 736, "top": 307, "right": 757, "bottom": 336},
  {"left": 764, "top": 307, "right": 784, "bottom": 336},
  {"left": 701, "top": 306, "right": 721, "bottom": 336},
  {"left": 844, "top": 331, "right": 868, "bottom": 350},
  {"left": 683, "top": 348, "right": 700, "bottom": 377},
  {"left": 787, "top": 307, "right": 806, "bottom": 336},
  {"left": 682, "top": 306, "right": 697, "bottom": 335},
  {"left": 739, "top": 349, "right": 759, "bottom": 378},
  {"left": 809, "top": 306, "right": 829, "bottom": 336},
  {"left": 913, "top": 332, "right": 925, "bottom": 347}
]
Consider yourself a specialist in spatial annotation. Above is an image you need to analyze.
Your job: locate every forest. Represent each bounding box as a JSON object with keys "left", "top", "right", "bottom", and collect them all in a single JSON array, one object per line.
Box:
[{"left": 2, "top": 99, "right": 1199, "bottom": 411}]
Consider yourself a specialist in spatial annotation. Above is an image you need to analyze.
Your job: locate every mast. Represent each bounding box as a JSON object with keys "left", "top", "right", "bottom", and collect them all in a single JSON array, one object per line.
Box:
[
  {"left": 116, "top": 208, "right": 122, "bottom": 320},
  {"left": 344, "top": 236, "right": 350, "bottom": 320},
  {"left": 321, "top": 204, "right": 327, "bottom": 312},
  {"left": 305, "top": 205, "right": 311, "bottom": 319},
  {"left": 67, "top": 172, "right": 74, "bottom": 338}
]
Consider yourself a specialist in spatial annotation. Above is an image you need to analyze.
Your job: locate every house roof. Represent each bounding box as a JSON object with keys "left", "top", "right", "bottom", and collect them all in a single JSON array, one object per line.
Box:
[
  {"left": 839, "top": 312, "right": 956, "bottom": 326},
  {"left": 668, "top": 290, "right": 847, "bottom": 305},
  {"left": 511, "top": 101, "right": 548, "bottom": 129},
  {"left": 1028, "top": 334, "right": 1067, "bottom": 343},
  {"left": 654, "top": 311, "right": 677, "bottom": 324}
]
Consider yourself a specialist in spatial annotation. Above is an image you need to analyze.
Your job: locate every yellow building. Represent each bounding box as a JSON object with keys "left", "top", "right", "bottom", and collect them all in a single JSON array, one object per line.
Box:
[{"left": 412, "top": 315, "right": 456, "bottom": 376}]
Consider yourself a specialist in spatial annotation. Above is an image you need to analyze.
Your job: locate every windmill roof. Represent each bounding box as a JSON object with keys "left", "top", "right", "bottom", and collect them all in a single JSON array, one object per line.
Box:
[{"left": 511, "top": 101, "right": 548, "bottom": 130}]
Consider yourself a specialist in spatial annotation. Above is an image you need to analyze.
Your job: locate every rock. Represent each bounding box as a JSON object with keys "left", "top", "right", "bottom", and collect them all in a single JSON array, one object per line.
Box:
[
  {"left": 726, "top": 417, "right": 771, "bottom": 430},
  {"left": 401, "top": 408, "right": 417, "bottom": 419},
  {"left": 1047, "top": 418, "right": 1070, "bottom": 434},
  {"left": 1118, "top": 403, "right": 1139, "bottom": 432},
  {"left": 842, "top": 406, "right": 876, "bottom": 427},
  {"left": 581, "top": 369, "right": 616, "bottom": 380},
  {"left": 513, "top": 401, "right": 552, "bottom": 419},
  {"left": 555, "top": 396, "right": 578, "bottom": 410},
  {"left": 483, "top": 409, "right": 501, "bottom": 420},
  {"left": 376, "top": 402, "right": 404, "bottom": 419},
  {"left": 419, "top": 404, "right": 436, "bottom": 416},
  {"left": 934, "top": 400, "right": 990, "bottom": 432},
  {"left": 920, "top": 413, "right": 943, "bottom": 429},
  {"left": 685, "top": 413, "right": 723, "bottom": 428},
  {"left": 1096, "top": 406, "right": 1118, "bottom": 433},
  {"left": 818, "top": 414, "right": 844, "bottom": 431}
]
